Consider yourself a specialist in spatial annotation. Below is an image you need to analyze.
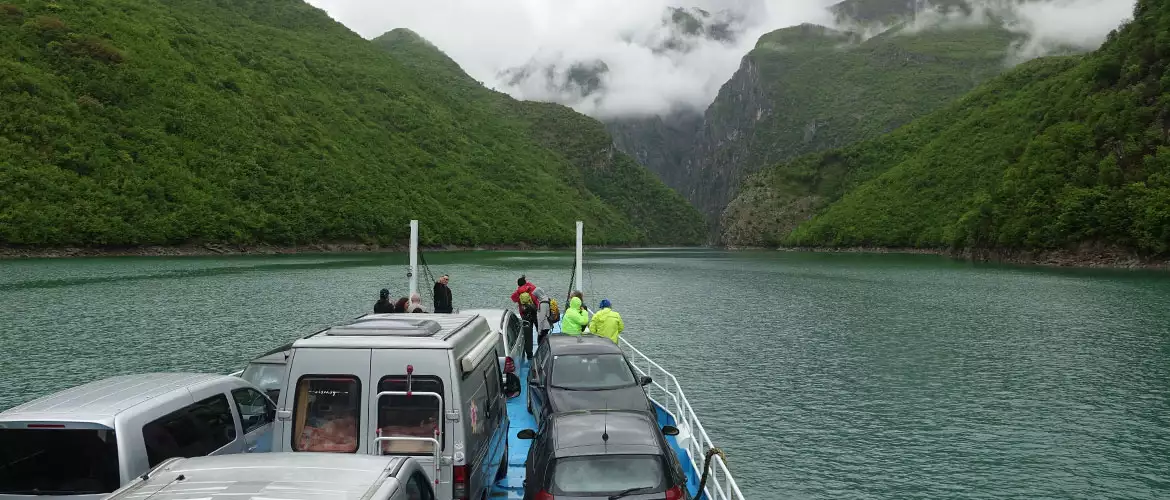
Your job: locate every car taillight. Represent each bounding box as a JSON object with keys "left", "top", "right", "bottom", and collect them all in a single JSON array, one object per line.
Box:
[
  {"left": 453, "top": 465, "right": 468, "bottom": 500},
  {"left": 534, "top": 491, "right": 555, "bottom": 500},
  {"left": 665, "top": 485, "right": 684, "bottom": 500}
]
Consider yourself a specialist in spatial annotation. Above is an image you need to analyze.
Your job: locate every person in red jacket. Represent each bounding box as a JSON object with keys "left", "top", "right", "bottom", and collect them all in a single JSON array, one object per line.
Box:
[{"left": 510, "top": 275, "right": 536, "bottom": 315}]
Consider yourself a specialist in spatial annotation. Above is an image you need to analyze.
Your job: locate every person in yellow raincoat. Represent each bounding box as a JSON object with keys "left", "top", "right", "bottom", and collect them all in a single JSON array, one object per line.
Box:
[
  {"left": 560, "top": 295, "right": 589, "bottom": 334},
  {"left": 587, "top": 299, "right": 624, "bottom": 344}
]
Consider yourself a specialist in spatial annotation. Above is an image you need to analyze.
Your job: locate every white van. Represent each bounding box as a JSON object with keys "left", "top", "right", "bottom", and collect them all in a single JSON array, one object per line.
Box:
[
  {"left": 268, "top": 313, "right": 509, "bottom": 500},
  {"left": 105, "top": 453, "right": 436, "bottom": 500},
  {"left": 460, "top": 308, "right": 525, "bottom": 367},
  {"left": 0, "top": 373, "right": 274, "bottom": 500}
]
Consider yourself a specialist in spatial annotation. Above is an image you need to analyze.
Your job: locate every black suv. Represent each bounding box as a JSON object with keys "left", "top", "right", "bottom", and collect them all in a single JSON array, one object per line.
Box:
[
  {"left": 527, "top": 334, "right": 654, "bottom": 424},
  {"left": 516, "top": 409, "right": 690, "bottom": 500}
]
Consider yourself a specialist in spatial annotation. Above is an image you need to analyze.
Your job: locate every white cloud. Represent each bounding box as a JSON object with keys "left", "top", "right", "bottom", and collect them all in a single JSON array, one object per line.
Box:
[
  {"left": 307, "top": 0, "right": 837, "bottom": 118},
  {"left": 306, "top": 0, "right": 1134, "bottom": 119}
]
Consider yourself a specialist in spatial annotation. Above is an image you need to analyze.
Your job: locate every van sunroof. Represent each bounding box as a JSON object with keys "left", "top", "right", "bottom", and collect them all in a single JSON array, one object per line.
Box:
[{"left": 325, "top": 319, "right": 443, "bottom": 337}]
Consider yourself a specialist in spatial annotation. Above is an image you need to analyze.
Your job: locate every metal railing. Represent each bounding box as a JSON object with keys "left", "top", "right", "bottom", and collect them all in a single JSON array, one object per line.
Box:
[{"left": 620, "top": 338, "right": 746, "bottom": 500}]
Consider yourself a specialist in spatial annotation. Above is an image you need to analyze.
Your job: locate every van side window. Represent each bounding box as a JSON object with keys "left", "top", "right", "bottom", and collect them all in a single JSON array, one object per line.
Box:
[
  {"left": 405, "top": 470, "right": 435, "bottom": 500},
  {"left": 506, "top": 314, "right": 521, "bottom": 348},
  {"left": 377, "top": 375, "right": 444, "bottom": 454},
  {"left": 292, "top": 376, "right": 361, "bottom": 453},
  {"left": 232, "top": 388, "right": 274, "bottom": 433},
  {"left": 143, "top": 394, "right": 237, "bottom": 467},
  {"left": 483, "top": 358, "right": 501, "bottom": 404}
]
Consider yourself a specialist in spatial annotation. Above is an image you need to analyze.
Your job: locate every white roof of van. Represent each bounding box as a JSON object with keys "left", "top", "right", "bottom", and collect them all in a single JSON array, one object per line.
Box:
[
  {"left": 109, "top": 453, "right": 408, "bottom": 500},
  {"left": 0, "top": 373, "right": 230, "bottom": 426},
  {"left": 460, "top": 308, "right": 510, "bottom": 332},
  {"left": 293, "top": 313, "right": 484, "bottom": 349}
]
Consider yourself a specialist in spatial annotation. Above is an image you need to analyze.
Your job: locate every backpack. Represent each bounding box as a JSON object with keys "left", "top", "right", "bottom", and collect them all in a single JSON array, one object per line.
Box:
[{"left": 546, "top": 298, "right": 560, "bottom": 323}]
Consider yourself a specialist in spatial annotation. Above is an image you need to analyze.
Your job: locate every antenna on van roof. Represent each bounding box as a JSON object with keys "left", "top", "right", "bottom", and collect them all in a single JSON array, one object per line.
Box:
[{"left": 601, "top": 397, "right": 609, "bottom": 448}]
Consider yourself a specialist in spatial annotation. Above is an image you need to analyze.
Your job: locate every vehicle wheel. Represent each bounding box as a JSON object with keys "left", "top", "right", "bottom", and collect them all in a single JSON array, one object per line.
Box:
[{"left": 496, "top": 444, "right": 509, "bottom": 481}]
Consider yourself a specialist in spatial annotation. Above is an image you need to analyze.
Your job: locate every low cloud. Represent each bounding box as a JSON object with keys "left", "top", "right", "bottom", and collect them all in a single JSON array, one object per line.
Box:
[
  {"left": 307, "top": 0, "right": 837, "bottom": 119},
  {"left": 307, "top": 0, "right": 1133, "bottom": 119},
  {"left": 888, "top": 0, "right": 1134, "bottom": 63}
]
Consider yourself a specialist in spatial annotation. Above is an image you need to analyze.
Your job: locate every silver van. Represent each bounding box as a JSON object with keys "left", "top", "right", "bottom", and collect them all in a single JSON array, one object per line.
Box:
[
  {"left": 268, "top": 313, "right": 509, "bottom": 500},
  {"left": 0, "top": 373, "right": 275, "bottom": 500},
  {"left": 461, "top": 308, "right": 526, "bottom": 367},
  {"left": 105, "top": 453, "right": 436, "bottom": 500}
]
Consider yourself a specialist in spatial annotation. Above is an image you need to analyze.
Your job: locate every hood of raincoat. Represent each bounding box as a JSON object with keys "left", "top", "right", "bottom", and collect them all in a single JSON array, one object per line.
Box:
[{"left": 569, "top": 296, "right": 582, "bottom": 310}]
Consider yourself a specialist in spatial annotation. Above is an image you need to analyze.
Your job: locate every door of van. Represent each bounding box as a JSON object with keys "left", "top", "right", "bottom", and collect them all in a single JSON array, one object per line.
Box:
[
  {"left": 230, "top": 387, "right": 275, "bottom": 453},
  {"left": 368, "top": 349, "right": 450, "bottom": 499},
  {"left": 277, "top": 348, "right": 372, "bottom": 454}
]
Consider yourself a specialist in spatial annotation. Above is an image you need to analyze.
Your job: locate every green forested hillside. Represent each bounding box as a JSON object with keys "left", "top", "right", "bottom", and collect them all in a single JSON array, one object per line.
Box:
[
  {"left": 724, "top": 0, "right": 1170, "bottom": 257},
  {"left": 667, "top": 13, "right": 1021, "bottom": 227},
  {"left": 0, "top": 0, "right": 703, "bottom": 248},
  {"left": 373, "top": 29, "right": 706, "bottom": 245}
]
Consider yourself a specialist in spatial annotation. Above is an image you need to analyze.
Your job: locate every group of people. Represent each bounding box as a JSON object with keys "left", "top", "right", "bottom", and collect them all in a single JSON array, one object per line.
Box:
[
  {"left": 373, "top": 274, "right": 454, "bottom": 314},
  {"left": 509, "top": 274, "right": 624, "bottom": 356}
]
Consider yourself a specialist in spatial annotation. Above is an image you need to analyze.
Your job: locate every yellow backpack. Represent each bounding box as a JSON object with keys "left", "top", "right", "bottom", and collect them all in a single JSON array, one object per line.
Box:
[{"left": 547, "top": 298, "right": 561, "bottom": 323}]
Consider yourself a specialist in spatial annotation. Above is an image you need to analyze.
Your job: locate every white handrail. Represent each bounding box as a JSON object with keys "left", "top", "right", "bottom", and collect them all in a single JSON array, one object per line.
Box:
[
  {"left": 373, "top": 436, "right": 442, "bottom": 486},
  {"left": 620, "top": 337, "right": 746, "bottom": 500}
]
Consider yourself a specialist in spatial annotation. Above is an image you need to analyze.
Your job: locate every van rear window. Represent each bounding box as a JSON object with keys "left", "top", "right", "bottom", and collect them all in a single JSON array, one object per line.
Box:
[
  {"left": 0, "top": 428, "right": 120, "bottom": 495},
  {"left": 377, "top": 376, "right": 444, "bottom": 454},
  {"left": 293, "top": 376, "right": 361, "bottom": 453}
]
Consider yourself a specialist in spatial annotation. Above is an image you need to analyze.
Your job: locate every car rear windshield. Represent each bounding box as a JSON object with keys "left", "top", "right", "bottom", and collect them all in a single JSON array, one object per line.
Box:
[
  {"left": 550, "top": 353, "right": 637, "bottom": 390},
  {"left": 551, "top": 454, "right": 665, "bottom": 496},
  {"left": 0, "top": 428, "right": 120, "bottom": 495}
]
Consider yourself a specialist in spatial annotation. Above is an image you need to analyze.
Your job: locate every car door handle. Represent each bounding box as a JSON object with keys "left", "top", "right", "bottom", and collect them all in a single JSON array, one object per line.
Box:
[{"left": 246, "top": 444, "right": 258, "bottom": 453}]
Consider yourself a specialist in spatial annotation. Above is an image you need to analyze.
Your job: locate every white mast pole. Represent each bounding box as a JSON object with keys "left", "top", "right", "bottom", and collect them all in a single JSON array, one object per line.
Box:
[
  {"left": 409, "top": 219, "right": 419, "bottom": 299},
  {"left": 575, "top": 221, "right": 584, "bottom": 293}
]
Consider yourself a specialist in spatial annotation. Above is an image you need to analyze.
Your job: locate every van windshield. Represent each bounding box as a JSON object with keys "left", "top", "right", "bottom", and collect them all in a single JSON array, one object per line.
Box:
[
  {"left": 0, "top": 428, "right": 120, "bottom": 495},
  {"left": 550, "top": 354, "right": 637, "bottom": 390}
]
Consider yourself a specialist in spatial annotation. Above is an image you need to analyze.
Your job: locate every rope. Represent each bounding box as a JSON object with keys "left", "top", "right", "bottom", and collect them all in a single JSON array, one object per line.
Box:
[
  {"left": 695, "top": 448, "right": 727, "bottom": 499},
  {"left": 565, "top": 254, "right": 577, "bottom": 303},
  {"left": 417, "top": 248, "right": 438, "bottom": 307}
]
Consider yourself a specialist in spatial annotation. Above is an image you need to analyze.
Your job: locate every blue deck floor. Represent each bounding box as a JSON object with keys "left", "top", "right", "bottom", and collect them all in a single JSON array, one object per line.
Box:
[{"left": 491, "top": 332, "right": 702, "bottom": 499}]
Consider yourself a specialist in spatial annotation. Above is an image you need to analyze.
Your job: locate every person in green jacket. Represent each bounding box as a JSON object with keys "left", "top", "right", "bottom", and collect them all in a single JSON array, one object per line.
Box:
[
  {"left": 588, "top": 299, "right": 624, "bottom": 344},
  {"left": 560, "top": 296, "right": 589, "bottom": 334}
]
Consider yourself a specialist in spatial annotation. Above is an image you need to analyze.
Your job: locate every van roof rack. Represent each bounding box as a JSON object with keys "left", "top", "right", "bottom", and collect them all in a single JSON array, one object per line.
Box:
[{"left": 323, "top": 315, "right": 477, "bottom": 340}]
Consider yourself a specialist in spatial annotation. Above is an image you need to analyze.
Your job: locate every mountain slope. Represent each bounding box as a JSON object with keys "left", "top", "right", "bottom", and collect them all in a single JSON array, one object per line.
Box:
[
  {"left": 0, "top": 0, "right": 701, "bottom": 248},
  {"left": 725, "top": 0, "right": 1170, "bottom": 257},
  {"left": 676, "top": 16, "right": 1020, "bottom": 230},
  {"left": 373, "top": 29, "right": 706, "bottom": 245}
]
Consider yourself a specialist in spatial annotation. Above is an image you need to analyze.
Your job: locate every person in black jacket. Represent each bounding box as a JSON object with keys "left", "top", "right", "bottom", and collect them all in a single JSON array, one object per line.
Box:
[
  {"left": 374, "top": 289, "right": 394, "bottom": 313},
  {"left": 433, "top": 274, "right": 453, "bottom": 313}
]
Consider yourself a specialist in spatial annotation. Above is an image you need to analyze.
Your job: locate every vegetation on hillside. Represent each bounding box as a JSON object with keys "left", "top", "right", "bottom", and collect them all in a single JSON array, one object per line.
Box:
[
  {"left": 673, "top": 11, "right": 1023, "bottom": 227},
  {"left": 373, "top": 29, "right": 706, "bottom": 245},
  {"left": 725, "top": 0, "right": 1170, "bottom": 257},
  {"left": 0, "top": 0, "right": 703, "bottom": 248}
]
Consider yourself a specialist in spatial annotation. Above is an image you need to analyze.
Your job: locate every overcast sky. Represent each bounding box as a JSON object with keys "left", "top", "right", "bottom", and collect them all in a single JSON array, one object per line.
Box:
[{"left": 306, "top": 0, "right": 1135, "bottom": 119}]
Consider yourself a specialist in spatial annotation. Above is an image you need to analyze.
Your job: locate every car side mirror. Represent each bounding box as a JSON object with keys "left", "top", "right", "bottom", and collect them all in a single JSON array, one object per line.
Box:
[
  {"left": 640, "top": 376, "right": 653, "bottom": 386},
  {"left": 517, "top": 429, "right": 536, "bottom": 440},
  {"left": 266, "top": 407, "right": 276, "bottom": 423},
  {"left": 661, "top": 425, "right": 680, "bottom": 436}
]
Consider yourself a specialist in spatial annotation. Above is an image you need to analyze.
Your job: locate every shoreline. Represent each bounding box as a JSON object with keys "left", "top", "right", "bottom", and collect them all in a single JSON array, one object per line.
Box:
[
  {"left": 2, "top": 242, "right": 1166, "bottom": 271},
  {"left": 754, "top": 245, "right": 1170, "bottom": 270},
  {"left": 0, "top": 242, "right": 589, "bottom": 260}
]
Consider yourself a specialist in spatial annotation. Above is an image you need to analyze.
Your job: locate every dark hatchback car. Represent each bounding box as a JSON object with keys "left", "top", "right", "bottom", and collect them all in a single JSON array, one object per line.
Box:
[
  {"left": 517, "top": 409, "right": 690, "bottom": 499},
  {"left": 527, "top": 335, "right": 654, "bottom": 423}
]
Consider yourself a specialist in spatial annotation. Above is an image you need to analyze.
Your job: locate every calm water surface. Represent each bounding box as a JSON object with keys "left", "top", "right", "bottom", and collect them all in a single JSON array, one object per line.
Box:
[{"left": 2, "top": 249, "right": 1168, "bottom": 499}]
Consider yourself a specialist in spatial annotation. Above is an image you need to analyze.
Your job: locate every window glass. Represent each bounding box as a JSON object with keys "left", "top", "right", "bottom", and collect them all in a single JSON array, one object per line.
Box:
[
  {"left": 143, "top": 394, "right": 237, "bottom": 466},
  {"left": 550, "top": 354, "right": 637, "bottom": 390},
  {"left": 405, "top": 471, "right": 434, "bottom": 500},
  {"left": 241, "top": 363, "right": 285, "bottom": 402},
  {"left": 0, "top": 428, "right": 120, "bottom": 494},
  {"left": 292, "top": 376, "right": 361, "bottom": 453},
  {"left": 232, "top": 388, "right": 274, "bottom": 434},
  {"left": 551, "top": 455, "right": 665, "bottom": 496},
  {"left": 506, "top": 313, "right": 521, "bottom": 348},
  {"left": 377, "top": 376, "right": 443, "bottom": 454}
]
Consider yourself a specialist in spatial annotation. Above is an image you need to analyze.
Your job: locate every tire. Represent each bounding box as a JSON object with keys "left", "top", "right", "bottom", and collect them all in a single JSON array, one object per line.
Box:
[{"left": 496, "top": 444, "right": 509, "bottom": 481}]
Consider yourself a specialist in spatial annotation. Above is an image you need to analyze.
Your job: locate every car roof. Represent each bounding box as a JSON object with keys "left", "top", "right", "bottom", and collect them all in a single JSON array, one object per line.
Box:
[
  {"left": 108, "top": 453, "right": 407, "bottom": 500},
  {"left": 292, "top": 313, "right": 484, "bottom": 349},
  {"left": 546, "top": 334, "right": 625, "bottom": 355},
  {"left": 0, "top": 373, "right": 235, "bottom": 426},
  {"left": 460, "top": 308, "right": 512, "bottom": 331},
  {"left": 550, "top": 410, "right": 663, "bottom": 457}
]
